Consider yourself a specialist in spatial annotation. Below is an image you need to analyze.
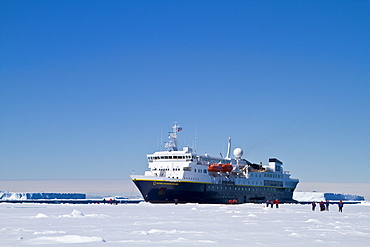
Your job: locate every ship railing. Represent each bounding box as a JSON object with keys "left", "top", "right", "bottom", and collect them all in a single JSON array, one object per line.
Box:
[
  {"left": 144, "top": 170, "right": 167, "bottom": 177},
  {"left": 249, "top": 168, "right": 266, "bottom": 173},
  {"left": 144, "top": 171, "right": 153, "bottom": 176}
]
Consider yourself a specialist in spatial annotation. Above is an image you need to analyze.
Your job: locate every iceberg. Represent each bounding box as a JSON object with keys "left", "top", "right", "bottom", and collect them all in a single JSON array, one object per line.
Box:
[
  {"left": 0, "top": 192, "right": 86, "bottom": 200},
  {"left": 293, "top": 192, "right": 365, "bottom": 202}
]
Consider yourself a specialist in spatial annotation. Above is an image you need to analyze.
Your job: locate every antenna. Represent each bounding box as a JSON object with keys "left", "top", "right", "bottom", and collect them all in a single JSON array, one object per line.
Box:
[
  {"left": 160, "top": 126, "right": 163, "bottom": 150},
  {"left": 194, "top": 124, "right": 197, "bottom": 152}
]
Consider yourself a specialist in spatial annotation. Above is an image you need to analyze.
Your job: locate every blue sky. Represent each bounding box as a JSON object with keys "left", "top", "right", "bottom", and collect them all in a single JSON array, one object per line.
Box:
[{"left": 1, "top": 1, "right": 369, "bottom": 183}]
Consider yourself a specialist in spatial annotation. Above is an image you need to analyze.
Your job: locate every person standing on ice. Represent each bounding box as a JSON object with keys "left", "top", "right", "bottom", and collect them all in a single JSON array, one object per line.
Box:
[
  {"left": 311, "top": 202, "right": 316, "bottom": 211},
  {"left": 319, "top": 201, "right": 325, "bottom": 211},
  {"left": 338, "top": 199, "right": 344, "bottom": 212},
  {"left": 274, "top": 199, "right": 279, "bottom": 208},
  {"left": 325, "top": 200, "right": 330, "bottom": 211}
]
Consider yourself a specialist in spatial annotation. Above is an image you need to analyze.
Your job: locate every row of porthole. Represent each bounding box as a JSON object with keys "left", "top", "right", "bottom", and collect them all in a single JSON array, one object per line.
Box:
[{"left": 207, "top": 185, "right": 282, "bottom": 192}]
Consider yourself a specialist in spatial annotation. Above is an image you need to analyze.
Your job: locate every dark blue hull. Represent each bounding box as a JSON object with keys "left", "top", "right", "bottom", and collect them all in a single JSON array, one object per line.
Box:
[{"left": 133, "top": 179, "right": 296, "bottom": 204}]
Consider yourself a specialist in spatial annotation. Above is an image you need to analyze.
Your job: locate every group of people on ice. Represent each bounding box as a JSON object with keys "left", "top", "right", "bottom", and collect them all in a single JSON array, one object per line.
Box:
[
  {"left": 311, "top": 199, "right": 344, "bottom": 212},
  {"left": 265, "top": 199, "right": 279, "bottom": 208}
]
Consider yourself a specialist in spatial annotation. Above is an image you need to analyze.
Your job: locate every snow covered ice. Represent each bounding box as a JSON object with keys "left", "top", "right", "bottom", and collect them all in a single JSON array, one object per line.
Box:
[{"left": 0, "top": 203, "right": 369, "bottom": 246}]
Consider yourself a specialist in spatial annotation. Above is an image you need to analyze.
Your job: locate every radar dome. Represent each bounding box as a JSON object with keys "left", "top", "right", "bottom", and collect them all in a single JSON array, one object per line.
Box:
[{"left": 233, "top": 148, "right": 243, "bottom": 158}]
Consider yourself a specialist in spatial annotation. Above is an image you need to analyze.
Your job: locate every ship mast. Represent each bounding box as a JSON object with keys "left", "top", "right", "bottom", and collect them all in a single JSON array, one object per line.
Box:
[
  {"left": 165, "top": 122, "right": 182, "bottom": 151},
  {"left": 225, "top": 137, "right": 231, "bottom": 159}
]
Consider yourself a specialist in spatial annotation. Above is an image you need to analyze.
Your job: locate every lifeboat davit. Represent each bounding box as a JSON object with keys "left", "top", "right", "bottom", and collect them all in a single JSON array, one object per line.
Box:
[
  {"left": 208, "top": 164, "right": 222, "bottom": 172},
  {"left": 221, "top": 163, "right": 232, "bottom": 172}
]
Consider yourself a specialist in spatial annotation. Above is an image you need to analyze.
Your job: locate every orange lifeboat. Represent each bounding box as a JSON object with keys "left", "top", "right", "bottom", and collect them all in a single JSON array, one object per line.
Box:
[
  {"left": 221, "top": 163, "right": 232, "bottom": 172},
  {"left": 208, "top": 163, "right": 232, "bottom": 172},
  {"left": 208, "top": 164, "right": 222, "bottom": 172}
]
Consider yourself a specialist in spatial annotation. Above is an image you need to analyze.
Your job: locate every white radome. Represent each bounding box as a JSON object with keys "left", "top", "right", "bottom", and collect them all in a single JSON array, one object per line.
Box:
[{"left": 233, "top": 148, "right": 243, "bottom": 158}]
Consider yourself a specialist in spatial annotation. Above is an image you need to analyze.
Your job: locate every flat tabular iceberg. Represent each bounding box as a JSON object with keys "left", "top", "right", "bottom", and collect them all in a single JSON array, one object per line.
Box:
[
  {"left": 0, "top": 191, "right": 86, "bottom": 200},
  {"left": 293, "top": 192, "right": 365, "bottom": 202}
]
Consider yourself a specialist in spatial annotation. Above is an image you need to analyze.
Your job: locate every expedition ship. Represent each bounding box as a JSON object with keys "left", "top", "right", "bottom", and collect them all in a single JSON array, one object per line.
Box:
[{"left": 131, "top": 123, "right": 299, "bottom": 204}]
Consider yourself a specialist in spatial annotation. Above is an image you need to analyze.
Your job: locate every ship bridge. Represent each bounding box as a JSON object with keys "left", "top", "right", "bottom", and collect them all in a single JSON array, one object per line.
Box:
[{"left": 147, "top": 147, "right": 195, "bottom": 163}]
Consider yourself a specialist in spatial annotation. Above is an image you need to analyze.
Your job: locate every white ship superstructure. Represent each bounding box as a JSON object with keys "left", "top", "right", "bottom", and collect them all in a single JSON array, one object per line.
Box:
[{"left": 131, "top": 123, "right": 299, "bottom": 203}]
